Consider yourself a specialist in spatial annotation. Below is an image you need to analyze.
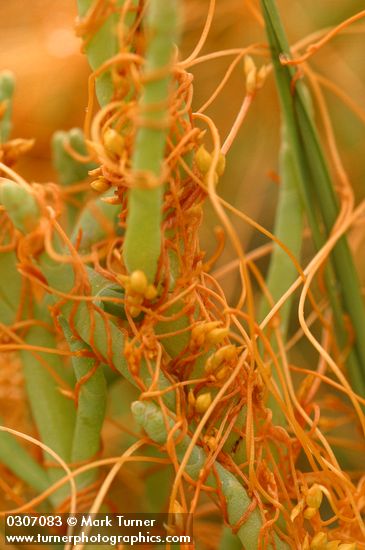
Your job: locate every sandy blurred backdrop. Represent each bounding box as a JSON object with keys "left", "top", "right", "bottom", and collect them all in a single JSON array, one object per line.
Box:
[{"left": 0, "top": 0, "right": 364, "bottom": 264}]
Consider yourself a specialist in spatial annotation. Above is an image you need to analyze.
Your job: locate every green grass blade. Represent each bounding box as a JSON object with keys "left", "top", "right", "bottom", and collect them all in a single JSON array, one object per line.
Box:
[
  {"left": 260, "top": 123, "right": 304, "bottom": 425},
  {"left": 260, "top": 0, "right": 365, "bottom": 395},
  {"left": 260, "top": 124, "right": 304, "bottom": 334}
]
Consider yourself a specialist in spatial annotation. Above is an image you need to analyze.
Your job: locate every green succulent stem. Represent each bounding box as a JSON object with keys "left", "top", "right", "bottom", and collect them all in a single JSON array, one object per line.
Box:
[
  {"left": 0, "top": 178, "right": 76, "bottom": 505},
  {"left": 52, "top": 128, "right": 96, "bottom": 187},
  {"left": 123, "top": 0, "right": 180, "bottom": 282},
  {"left": 21, "top": 322, "right": 76, "bottom": 504},
  {"left": 132, "top": 400, "right": 289, "bottom": 550},
  {"left": 60, "top": 318, "right": 107, "bottom": 489},
  {"left": 77, "top": 0, "right": 122, "bottom": 106},
  {"left": 0, "top": 180, "right": 40, "bottom": 234},
  {"left": 71, "top": 188, "right": 120, "bottom": 253}
]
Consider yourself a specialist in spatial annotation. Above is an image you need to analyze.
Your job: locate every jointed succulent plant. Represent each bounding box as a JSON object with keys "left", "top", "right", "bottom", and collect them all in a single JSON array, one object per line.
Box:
[{"left": 0, "top": 1, "right": 365, "bottom": 549}]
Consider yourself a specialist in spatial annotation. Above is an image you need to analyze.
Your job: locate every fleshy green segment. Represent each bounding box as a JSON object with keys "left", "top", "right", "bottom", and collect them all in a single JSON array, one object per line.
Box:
[
  {"left": 71, "top": 188, "right": 120, "bottom": 253},
  {"left": 0, "top": 181, "right": 75, "bottom": 503},
  {"left": 0, "top": 181, "right": 39, "bottom": 325},
  {"left": 0, "top": 180, "right": 40, "bottom": 233},
  {"left": 0, "top": 63, "right": 120, "bottom": 504},
  {"left": 0, "top": 76, "right": 60, "bottom": 503},
  {"left": 59, "top": 317, "right": 107, "bottom": 489},
  {"left": 132, "top": 400, "right": 289, "bottom": 550},
  {"left": 21, "top": 322, "right": 76, "bottom": 505},
  {"left": 0, "top": 179, "right": 40, "bottom": 325},
  {"left": 39, "top": 260, "right": 176, "bottom": 411},
  {"left": 0, "top": 70, "right": 15, "bottom": 142},
  {"left": 123, "top": 0, "right": 180, "bottom": 282},
  {"left": 0, "top": 181, "right": 81, "bottom": 503},
  {"left": 77, "top": 0, "right": 121, "bottom": 106},
  {"left": 52, "top": 128, "right": 98, "bottom": 227},
  {"left": 77, "top": 0, "right": 138, "bottom": 106},
  {"left": 261, "top": 0, "right": 365, "bottom": 397},
  {"left": 219, "top": 527, "right": 242, "bottom": 550},
  {"left": 73, "top": 0, "right": 134, "bottom": 253},
  {"left": 77, "top": 0, "right": 177, "bottom": 281},
  {"left": 52, "top": 128, "right": 96, "bottom": 186}
]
